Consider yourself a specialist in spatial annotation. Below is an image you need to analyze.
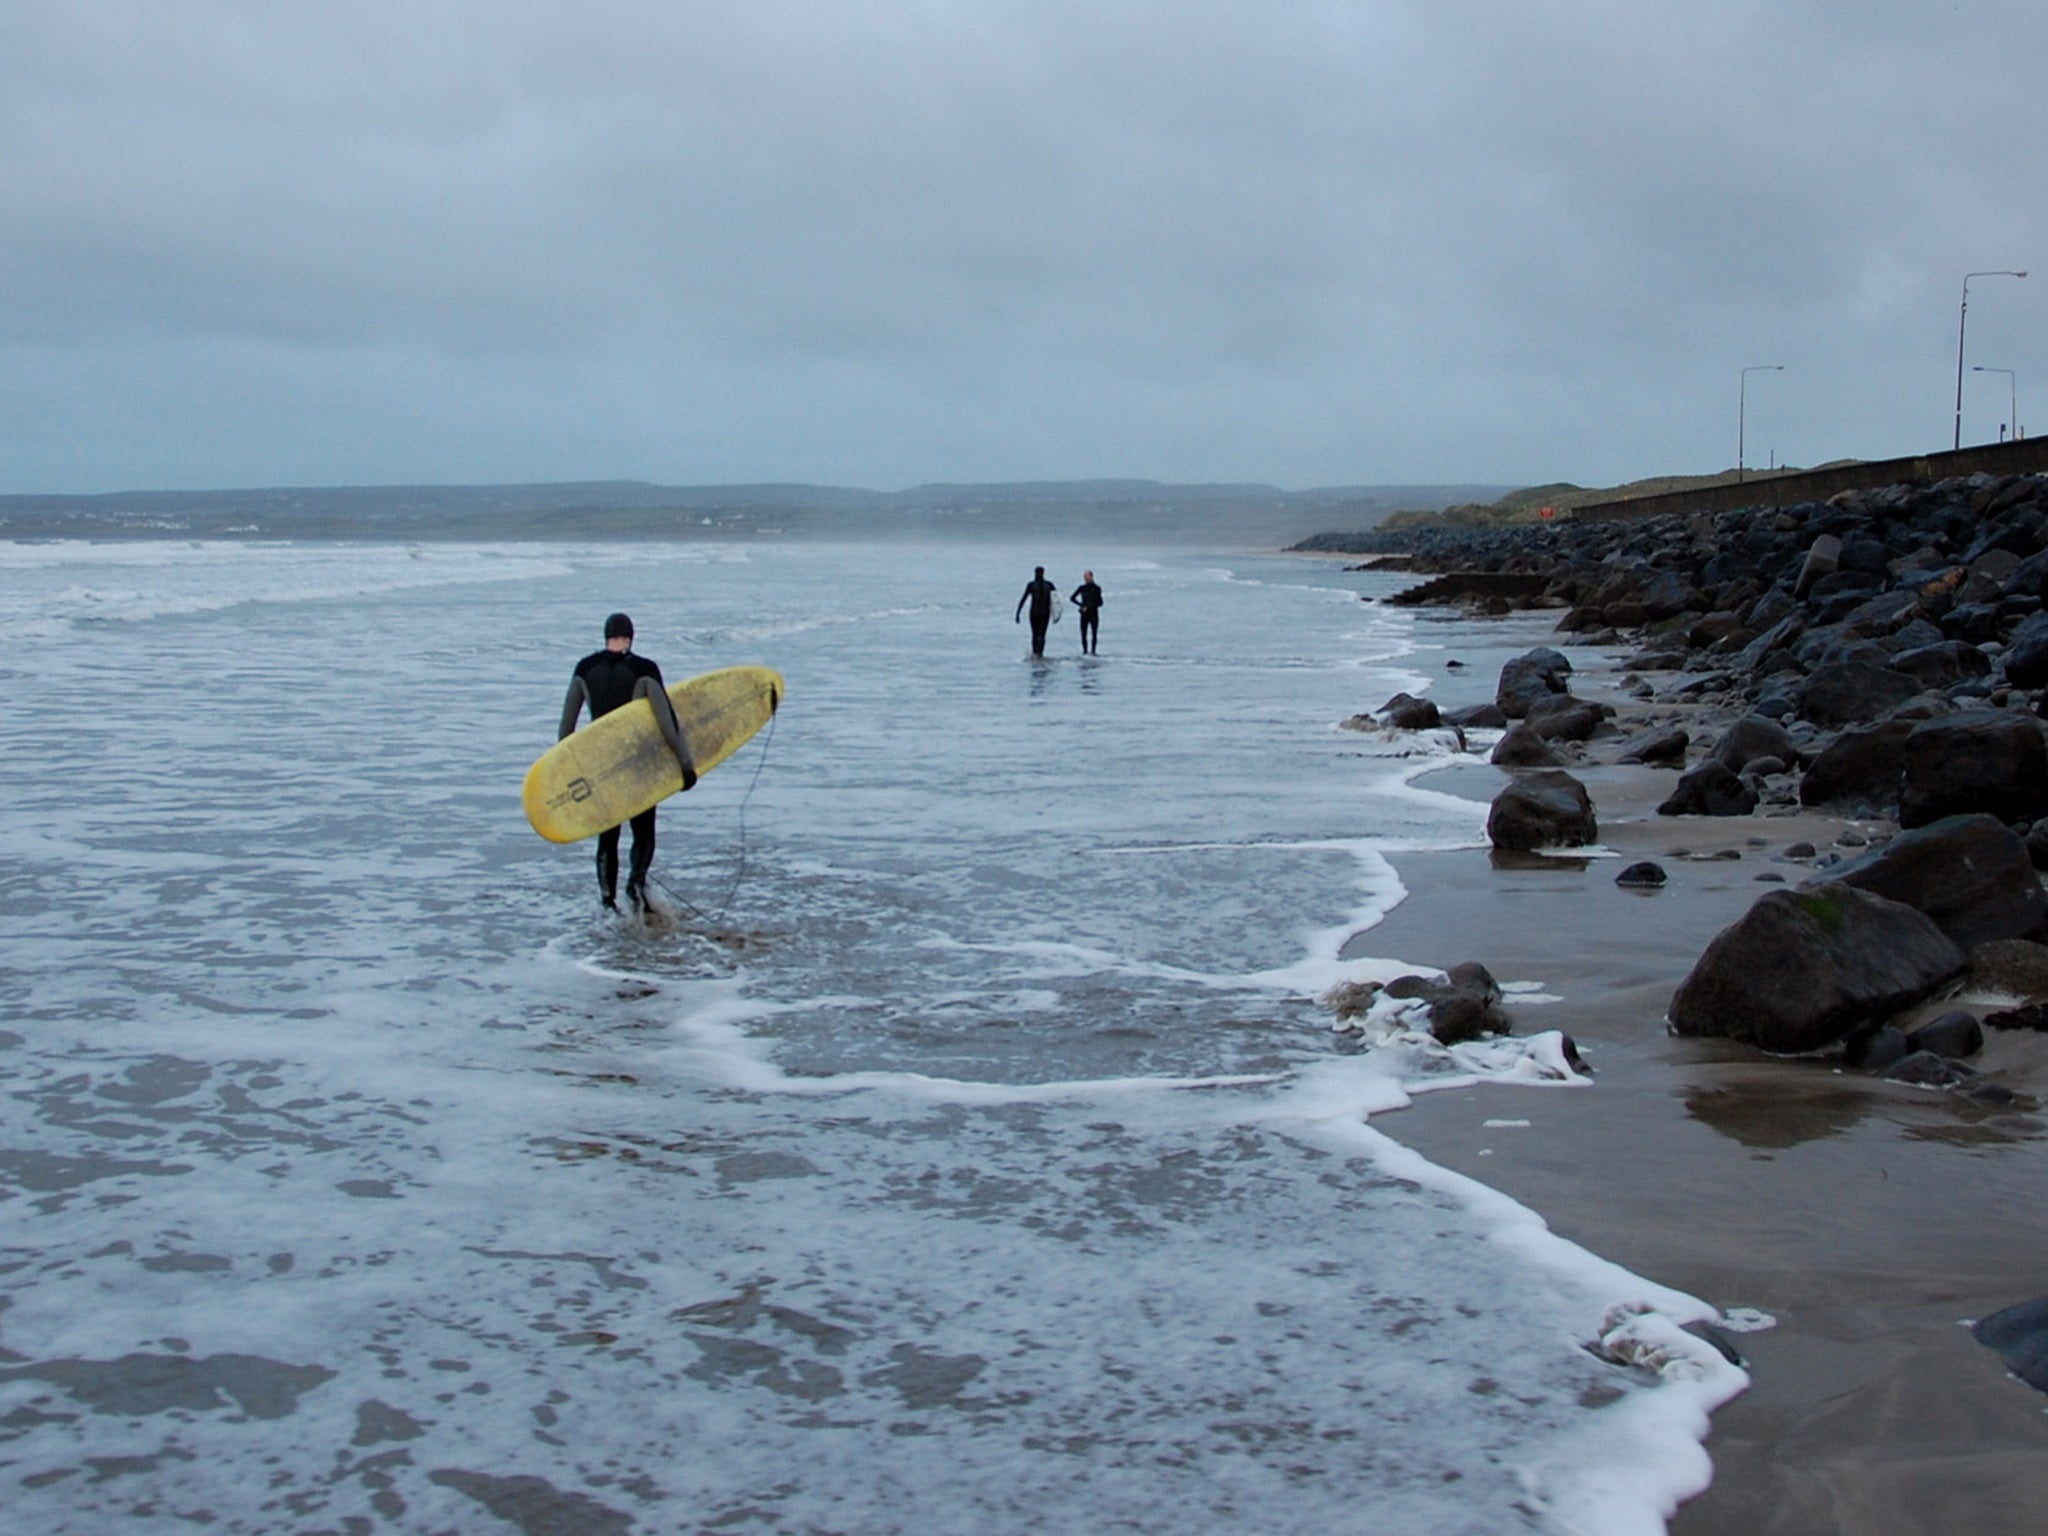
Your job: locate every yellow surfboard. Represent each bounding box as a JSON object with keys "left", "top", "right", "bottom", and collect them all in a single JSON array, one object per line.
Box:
[{"left": 523, "top": 665, "right": 784, "bottom": 844}]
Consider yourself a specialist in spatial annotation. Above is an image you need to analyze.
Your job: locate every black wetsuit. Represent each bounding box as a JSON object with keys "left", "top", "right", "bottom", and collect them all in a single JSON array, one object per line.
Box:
[
  {"left": 1016, "top": 577, "right": 1057, "bottom": 656},
  {"left": 561, "top": 649, "right": 667, "bottom": 908},
  {"left": 1070, "top": 581, "right": 1102, "bottom": 654}
]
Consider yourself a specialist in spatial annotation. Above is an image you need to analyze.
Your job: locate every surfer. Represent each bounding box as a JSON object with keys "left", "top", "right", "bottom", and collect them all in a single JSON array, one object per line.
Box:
[
  {"left": 559, "top": 612, "right": 696, "bottom": 914},
  {"left": 1069, "top": 570, "right": 1103, "bottom": 654},
  {"left": 1014, "top": 566, "right": 1058, "bottom": 656}
]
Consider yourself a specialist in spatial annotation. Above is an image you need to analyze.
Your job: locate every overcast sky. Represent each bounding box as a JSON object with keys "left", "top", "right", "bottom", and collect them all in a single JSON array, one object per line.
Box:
[{"left": 4, "top": 0, "right": 2044, "bottom": 495}]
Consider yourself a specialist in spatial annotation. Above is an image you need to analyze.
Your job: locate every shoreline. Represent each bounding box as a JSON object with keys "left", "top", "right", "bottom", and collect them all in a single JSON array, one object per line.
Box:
[{"left": 1352, "top": 613, "right": 2048, "bottom": 1534}]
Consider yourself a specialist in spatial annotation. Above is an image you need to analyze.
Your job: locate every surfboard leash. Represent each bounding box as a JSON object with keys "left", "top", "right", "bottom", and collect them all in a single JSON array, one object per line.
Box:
[{"left": 653, "top": 706, "right": 776, "bottom": 928}]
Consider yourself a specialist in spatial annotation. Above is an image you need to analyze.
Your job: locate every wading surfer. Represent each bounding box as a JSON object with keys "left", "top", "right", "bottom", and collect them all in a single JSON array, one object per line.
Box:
[
  {"left": 1015, "top": 566, "right": 1058, "bottom": 656},
  {"left": 558, "top": 612, "right": 695, "bottom": 915},
  {"left": 1069, "top": 570, "right": 1103, "bottom": 654}
]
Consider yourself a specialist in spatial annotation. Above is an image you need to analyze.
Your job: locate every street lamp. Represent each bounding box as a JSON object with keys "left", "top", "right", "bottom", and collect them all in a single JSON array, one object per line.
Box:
[
  {"left": 1975, "top": 366, "right": 2018, "bottom": 442},
  {"left": 1954, "top": 270, "right": 2027, "bottom": 450},
  {"left": 1739, "top": 364, "right": 1783, "bottom": 483}
]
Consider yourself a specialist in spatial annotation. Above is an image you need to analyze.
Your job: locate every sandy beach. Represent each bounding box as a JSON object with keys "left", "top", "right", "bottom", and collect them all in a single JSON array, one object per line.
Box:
[{"left": 1359, "top": 626, "right": 2048, "bottom": 1533}]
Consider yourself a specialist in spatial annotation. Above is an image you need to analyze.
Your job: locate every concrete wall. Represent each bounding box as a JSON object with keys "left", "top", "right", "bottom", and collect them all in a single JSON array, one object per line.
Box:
[{"left": 1573, "top": 437, "right": 2048, "bottom": 524}]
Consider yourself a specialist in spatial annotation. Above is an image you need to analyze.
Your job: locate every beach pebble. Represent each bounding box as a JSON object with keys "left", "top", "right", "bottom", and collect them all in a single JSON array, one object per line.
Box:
[
  {"left": 1782, "top": 841, "right": 1817, "bottom": 860},
  {"left": 1615, "top": 861, "right": 1667, "bottom": 889}
]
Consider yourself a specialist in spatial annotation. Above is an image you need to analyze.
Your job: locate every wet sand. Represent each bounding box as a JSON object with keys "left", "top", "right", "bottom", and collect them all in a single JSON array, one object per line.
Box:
[{"left": 1358, "top": 655, "right": 2048, "bottom": 1533}]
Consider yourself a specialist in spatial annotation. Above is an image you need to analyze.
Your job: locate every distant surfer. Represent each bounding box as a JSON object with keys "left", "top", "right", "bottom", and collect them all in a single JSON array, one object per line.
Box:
[
  {"left": 559, "top": 613, "right": 695, "bottom": 915},
  {"left": 1014, "top": 566, "right": 1058, "bottom": 656},
  {"left": 1069, "top": 570, "right": 1103, "bottom": 654}
]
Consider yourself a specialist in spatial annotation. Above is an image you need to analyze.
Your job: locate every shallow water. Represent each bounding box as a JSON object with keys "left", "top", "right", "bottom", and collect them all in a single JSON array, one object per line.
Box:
[{"left": 0, "top": 537, "right": 1736, "bottom": 1534}]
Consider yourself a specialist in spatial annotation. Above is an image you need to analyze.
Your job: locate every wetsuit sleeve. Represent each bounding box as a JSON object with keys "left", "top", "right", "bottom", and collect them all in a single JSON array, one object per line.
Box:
[
  {"left": 1015, "top": 588, "right": 1027, "bottom": 621},
  {"left": 559, "top": 675, "right": 588, "bottom": 739}
]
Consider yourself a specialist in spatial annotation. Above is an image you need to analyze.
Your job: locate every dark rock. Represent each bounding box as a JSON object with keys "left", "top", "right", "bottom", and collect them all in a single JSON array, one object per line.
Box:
[
  {"left": 1668, "top": 886, "right": 1968, "bottom": 1054},
  {"left": 1794, "top": 534, "right": 1842, "bottom": 598},
  {"left": 1619, "top": 726, "right": 1689, "bottom": 767},
  {"left": 1842, "top": 1025, "right": 1910, "bottom": 1072},
  {"left": 1798, "top": 720, "right": 1915, "bottom": 815},
  {"left": 1524, "top": 695, "right": 1609, "bottom": 742},
  {"left": 1793, "top": 662, "right": 1924, "bottom": 727},
  {"left": 2002, "top": 610, "right": 2048, "bottom": 689},
  {"left": 1972, "top": 1297, "right": 2048, "bottom": 1394},
  {"left": 1385, "top": 963, "right": 1510, "bottom": 1045},
  {"left": 2028, "top": 820, "right": 2048, "bottom": 871},
  {"left": 1378, "top": 692, "right": 1443, "bottom": 730},
  {"left": 1496, "top": 647, "right": 1574, "bottom": 719},
  {"left": 1885, "top": 1050, "right": 1971, "bottom": 1087},
  {"left": 1443, "top": 702, "right": 1509, "bottom": 731},
  {"left": 1907, "top": 1010, "right": 1985, "bottom": 1060},
  {"left": 1899, "top": 712, "right": 2048, "bottom": 828},
  {"left": 1891, "top": 640, "right": 1992, "bottom": 690},
  {"left": 1710, "top": 715, "right": 1803, "bottom": 774},
  {"left": 1962, "top": 938, "right": 2048, "bottom": 1001},
  {"left": 1657, "top": 762, "right": 1760, "bottom": 818},
  {"left": 1615, "top": 861, "right": 1668, "bottom": 889},
  {"left": 1487, "top": 770, "right": 1597, "bottom": 853},
  {"left": 1827, "top": 813, "right": 2048, "bottom": 948},
  {"left": 1491, "top": 721, "right": 1569, "bottom": 768}
]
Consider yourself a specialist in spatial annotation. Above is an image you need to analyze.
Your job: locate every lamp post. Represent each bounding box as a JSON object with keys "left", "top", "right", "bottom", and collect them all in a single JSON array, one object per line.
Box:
[
  {"left": 1739, "top": 364, "right": 1783, "bottom": 483},
  {"left": 1974, "top": 367, "right": 2017, "bottom": 443},
  {"left": 1955, "top": 270, "right": 2027, "bottom": 450}
]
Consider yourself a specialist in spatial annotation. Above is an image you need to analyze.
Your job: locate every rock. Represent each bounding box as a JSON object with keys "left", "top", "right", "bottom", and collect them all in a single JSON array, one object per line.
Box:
[
  {"left": 1891, "top": 640, "right": 1992, "bottom": 690},
  {"left": 1907, "top": 1010, "right": 1985, "bottom": 1060},
  {"left": 1972, "top": 1297, "right": 2048, "bottom": 1394},
  {"left": 1668, "top": 886, "right": 1968, "bottom": 1054},
  {"left": 1377, "top": 692, "right": 1443, "bottom": 730},
  {"left": 1618, "top": 726, "right": 1689, "bottom": 767},
  {"left": 1524, "top": 695, "right": 1609, "bottom": 742},
  {"left": 1615, "top": 861, "right": 1668, "bottom": 889},
  {"left": 1842, "top": 1025, "right": 1910, "bottom": 1071},
  {"left": 1826, "top": 814, "right": 2048, "bottom": 948},
  {"left": 1885, "top": 1050, "right": 1971, "bottom": 1087},
  {"left": 2002, "top": 610, "right": 2048, "bottom": 689},
  {"left": 1963, "top": 939, "right": 2048, "bottom": 1001},
  {"left": 1794, "top": 534, "right": 1843, "bottom": 598},
  {"left": 1793, "top": 661, "right": 1924, "bottom": 727},
  {"left": 1443, "top": 702, "right": 1509, "bottom": 731},
  {"left": 1710, "top": 715, "right": 1803, "bottom": 774},
  {"left": 1487, "top": 770, "right": 1597, "bottom": 852},
  {"left": 1798, "top": 720, "right": 1915, "bottom": 815},
  {"left": 1383, "top": 963, "right": 1510, "bottom": 1045},
  {"left": 1985, "top": 1002, "right": 2048, "bottom": 1032},
  {"left": 1900, "top": 712, "right": 2048, "bottom": 828},
  {"left": 1491, "top": 721, "right": 1569, "bottom": 767},
  {"left": 1496, "top": 647, "right": 1574, "bottom": 719},
  {"left": 1657, "top": 762, "right": 1760, "bottom": 817}
]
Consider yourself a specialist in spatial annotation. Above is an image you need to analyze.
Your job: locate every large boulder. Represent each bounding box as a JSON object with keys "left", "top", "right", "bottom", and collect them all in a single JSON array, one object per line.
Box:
[
  {"left": 1524, "top": 694, "right": 1609, "bottom": 742},
  {"left": 1378, "top": 691, "right": 1443, "bottom": 730},
  {"left": 1793, "top": 661, "right": 1923, "bottom": 727},
  {"left": 1798, "top": 720, "right": 1915, "bottom": 815},
  {"left": 1487, "top": 770, "right": 1597, "bottom": 852},
  {"left": 1828, "top": 813, "right": 2048, "bottom": 948},
  {"left": 1496, "top": 647, "right": 1574, "bottom": 720},
  {"left": 1669, "top": 886, "right": 1967, "bottom": 1053},
  {"left": 1619, "top": 725, "right": 1689, "bottom": 767},
  {"left": 1899, "top": 712, "right": 2048, "bottom": 828},
  {"left": 1491, "top": 721, "right": 1568, "bottom": 768},
  {"left": 2002, "top": 610, "right": 2048, "bottom": 689},
  {"left": 1709, "top": 715, "right": 1803, "bottom": 774},
  {"left": 1658, "top": 762, "right": 1759, "bottom": 817}
]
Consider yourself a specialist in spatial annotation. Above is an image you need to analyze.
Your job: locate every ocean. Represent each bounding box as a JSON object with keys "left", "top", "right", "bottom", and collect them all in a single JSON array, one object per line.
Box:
[{"left": 0, "top": 535, "right": 1741, "bottom": 1534}]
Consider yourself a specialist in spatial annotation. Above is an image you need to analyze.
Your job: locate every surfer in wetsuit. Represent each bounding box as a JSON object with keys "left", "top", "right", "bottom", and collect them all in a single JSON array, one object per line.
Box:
[
  {"left": 559, "top": 612, "right": 696, "bottom": 915},
  {"left": 1069, "top": 571, "right": 1103, "bottom": 654},
  {"left": 1015, "top": 566, "right": 1058, "bottom": 656}
]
